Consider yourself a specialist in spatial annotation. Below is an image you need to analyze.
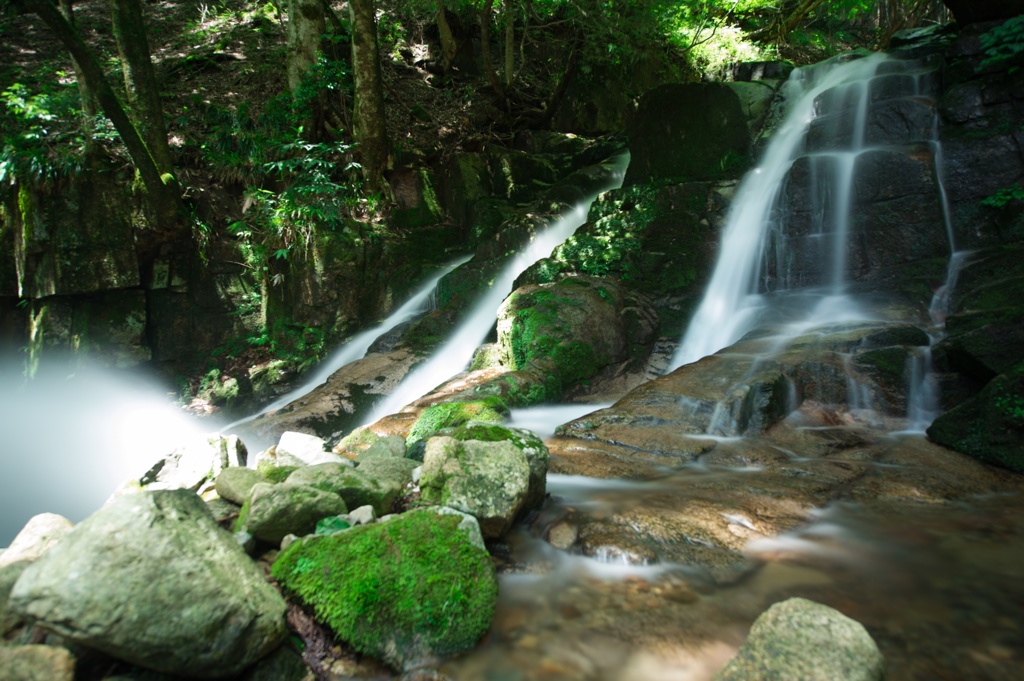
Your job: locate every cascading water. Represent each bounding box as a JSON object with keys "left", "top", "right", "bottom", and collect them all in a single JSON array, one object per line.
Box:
[
  {"left": 364, "top": 153, "right": 630, "bottom": 423},
  {"left": 222, "top": 255, "right": 471, "bottom": 431},
  {"left": 671, "top": 54, "right": 889, "bottom": 370}
]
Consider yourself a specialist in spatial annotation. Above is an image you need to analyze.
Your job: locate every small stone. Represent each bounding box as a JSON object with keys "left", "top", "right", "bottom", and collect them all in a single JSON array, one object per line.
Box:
[
  {"left": 547, "top": 521, "right": 578, "bottom": 550},
  {"left": 281, "top": 534, "right": 300, "bottom": 551},
  {"left": 0, "top": 644, "right": 76, "bottom": 681},
  {"left": 347, "top": 505, "right": 377, "bottom": 526}
]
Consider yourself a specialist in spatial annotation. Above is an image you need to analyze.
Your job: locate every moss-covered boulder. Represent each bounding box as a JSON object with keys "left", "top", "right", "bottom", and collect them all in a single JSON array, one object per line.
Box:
[
  {"left": 214, "top": 466, "right": 266, "bottom": 505},
  {"left": 236, "top": 483, "right": 348, "bottom": 544},
  {"left": 271, "top": 508, "right": 498, "bottom": 671},
  {"left": 625, "top": 83, "right": 751, "bottom": 186},
  {"left": 495, "top": 276, "right": 657, "bottom": 403},
  {"left": 286, "top": 463, "right": 400, "bottom": 516},
  {"left": 420, "top": 436, "right": 531, "bottom": 538},
  {"left": 928, "top": 363, "right": 1024, "bottom": 473},
  {"left": 405, "top": 397, "right": 509, "bottom": 449},
  {"left": 447, "top": 422, "right": 549, "bottom": 510}
]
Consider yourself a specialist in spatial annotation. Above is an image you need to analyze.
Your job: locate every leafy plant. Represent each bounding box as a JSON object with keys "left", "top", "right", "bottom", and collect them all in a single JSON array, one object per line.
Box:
[
  {"left": 981, "top": 184, "right": 1024, "bottom": 210},
  {"left": 981, "top": 15, "right": 1024, "bottom": 71}
]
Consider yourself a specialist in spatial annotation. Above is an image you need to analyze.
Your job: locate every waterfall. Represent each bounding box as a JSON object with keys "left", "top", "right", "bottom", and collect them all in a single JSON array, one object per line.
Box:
[
  {"left": 221, "top": 255, "right": 471, "bottom": 431},
  {"left": 365, "top": 154, "right": 630, "bottom": 423},
  {"left": 671, "top": 54, "right": 888, "bottom": 369}
]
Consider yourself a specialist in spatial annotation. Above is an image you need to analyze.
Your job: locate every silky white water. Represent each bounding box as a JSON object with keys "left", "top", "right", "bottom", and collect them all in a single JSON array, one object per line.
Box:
[
  {"left": 671, "top": 54, "right": 887, "bottom": 369},
  {"left": 0, "top": 361, "right": 209, "bottom": 545},
  {"left": 222, "top": 255, "right": 471, "bottom": 431},
  {"left": 365, "top": 154, "right": 630, "bottom": 423}
]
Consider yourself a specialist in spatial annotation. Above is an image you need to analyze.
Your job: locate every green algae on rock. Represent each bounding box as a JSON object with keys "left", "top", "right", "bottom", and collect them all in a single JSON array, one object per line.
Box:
[{"left": 271, "top": 508, "right": 497, "bottom": 671}]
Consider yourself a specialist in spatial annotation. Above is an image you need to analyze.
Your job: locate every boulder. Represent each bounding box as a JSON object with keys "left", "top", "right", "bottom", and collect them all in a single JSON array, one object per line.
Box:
[
  {"left": 928, "top": 363, "right": 1024, "bottom": 473},
  {"left": 405, "top": 398, "right": 509, "bottom": 448},
  {"left": 446, "top": 422, "right": 549, "bottom": 510},
  {"left": 0, "top": 645, "right": 76, "bottom": 681},
  {"left": 625, "top": 83, "right": 751, "bottom": 186},
  {"left": 271, "top": 508, "right": 497, "bottom": 671},
  {"left": 714, "top": 597, "right": 885, "bottom": 681},
  {"left": 356, "top": 434, "right": 408, "bottom": 461},
  {"left": 276, "top": 431, "right": 345, "bottom": 467},
  {"left": 287, "top": 463, "right": 400, "bottom": 516},
  {"left": 237, "top": 482, "right": 348, "bottom": 544},
  {"left": 140, "top": 434, "right": 248, "bottom": 492},
  {"left": 495, "top": 276, "right": 658, "bottom": 403},
  {"left": 9, "top": 490, "right": 286, "bottom": 678},
  {"left": 0, "top": 513, "right": 73, "bottom": 569},
  {"left": 215, "top": 466, "right": 267, "bottom": 505},
  {"left": 1, "top": 560, "right": 29, "bottom": 634},
  {"left": 420, "top": 436, "right": 531, "bottom": 538},
  {"left": 356, "top": 456, "right": 420, "bottom": 490}
]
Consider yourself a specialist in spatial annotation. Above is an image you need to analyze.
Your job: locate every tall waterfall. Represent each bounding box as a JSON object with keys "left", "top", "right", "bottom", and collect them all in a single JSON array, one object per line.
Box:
[
  {"left": 366, "top": 154, "right": 630, "bottom": 423},
  {"left": 671, "top": 54, "right": 890, "bottom": 369}
]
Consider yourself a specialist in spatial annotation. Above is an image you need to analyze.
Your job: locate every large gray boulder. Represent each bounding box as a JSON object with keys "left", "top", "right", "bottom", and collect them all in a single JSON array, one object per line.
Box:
[
  {"left": 420, "top": 436, "right": 531, "bottom": 538},
  {"left": 238, "top": 483, "right": 348, "bottom": 544},
  {"left": 714, "top": 597, "right": 885, "bottom": 681},
  {"left": 9, "top": 490, "right": 286, "bottom": 678}
]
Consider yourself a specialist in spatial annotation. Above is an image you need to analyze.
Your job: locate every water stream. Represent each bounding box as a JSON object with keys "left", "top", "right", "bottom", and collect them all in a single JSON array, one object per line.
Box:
[
  {"left": 222, "top": 255, "right": 472, "bottom": 432},
  {"left": 364, "top": 154, "right": 630, "bottom": 423}
]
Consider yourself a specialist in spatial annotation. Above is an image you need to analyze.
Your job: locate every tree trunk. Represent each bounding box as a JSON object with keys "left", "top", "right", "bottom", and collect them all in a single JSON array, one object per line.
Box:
[
  {"left": 109, "top": 0, "right": 173, "bottom": 174},
  {"left": 25, "top": 0, "right": 181, "bottom": 235},
  {"left": 349, "top": 0, "right": 389, "bottom": 193},
  {"left": 436, "top": 2, "right": 458, "bottom": 73},
  {"left": 481, "top": 0, "right": 506, "bottom": 104},
  {"left": 57, "top": 0, "right": 97, "bottom": 157},
  {"left": 287, "top": 0, "right": 325, "bottom": 96},
  {"left": 504, "top": 0, "right": 514, "bottom": 89}
]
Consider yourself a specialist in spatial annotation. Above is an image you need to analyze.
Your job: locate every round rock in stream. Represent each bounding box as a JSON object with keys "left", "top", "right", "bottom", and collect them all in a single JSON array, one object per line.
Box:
[
  {"left": 714, "top": 597, "right": 885, "bottom": 681},
  {"left": 9, "top": 489, "right": 287, "bottom": 678}
]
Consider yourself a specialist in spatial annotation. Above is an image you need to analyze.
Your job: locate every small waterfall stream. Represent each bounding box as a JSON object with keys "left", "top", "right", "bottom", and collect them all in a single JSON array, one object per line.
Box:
[
  {"left": 222, "top": 255, "right": 471, "bottom": 432},
  {"left": 365, "top": 154, "right": 630, "bottom": 423}
]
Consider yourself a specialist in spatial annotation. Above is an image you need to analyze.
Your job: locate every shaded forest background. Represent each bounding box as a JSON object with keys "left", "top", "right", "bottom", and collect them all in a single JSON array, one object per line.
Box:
[{"left": 0, "top": 0, "right": 964, "bottom": 406}]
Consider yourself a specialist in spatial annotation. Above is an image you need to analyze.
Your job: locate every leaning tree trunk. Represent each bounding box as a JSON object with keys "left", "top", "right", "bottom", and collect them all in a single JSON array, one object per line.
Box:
[
  {"left": 109, "top": 0, "right": 173, "bottom": 174},
  {"left": 436, "top": 2, "right": 459, "bottom": 73},
  {"left": 58, "top": 0, "right": 98, "bottom": 157},
  {"left": 24, "top": 0, "right": 181, "bottom": 237},
  {"left": 349, "top": 0, "right": 389, "bottom": 193}
]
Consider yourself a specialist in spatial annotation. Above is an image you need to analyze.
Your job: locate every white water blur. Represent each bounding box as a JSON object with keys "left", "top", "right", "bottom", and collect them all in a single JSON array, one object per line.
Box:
[
  {"left": 508, "top": 403, "right": 612, "bottom": 438},
  {"left": 671, "top": 54, "right": 887, "bottom": 369},
  {"left": 365, "top": 154, "right": 630, "bottom": 423},
  {"left": 222, "top": 255, "right": 471, "bottom": 431},
  {"left": 0, "top": 361, "right": 209, "bottom": 545}
]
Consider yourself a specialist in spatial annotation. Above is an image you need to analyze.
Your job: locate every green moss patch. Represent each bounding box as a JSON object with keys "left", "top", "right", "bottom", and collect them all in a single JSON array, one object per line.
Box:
[
  {"left": 271, "top": 509, "right": 498, "bottom": 669},
  {"left": 406, "top": 397, "right": 509, "bottom": 448}
]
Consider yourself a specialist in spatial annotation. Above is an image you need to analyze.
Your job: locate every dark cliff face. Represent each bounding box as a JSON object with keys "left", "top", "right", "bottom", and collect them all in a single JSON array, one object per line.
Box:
[{"left": 942, "top": 0, "right": 1024, "bottom": 26}]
